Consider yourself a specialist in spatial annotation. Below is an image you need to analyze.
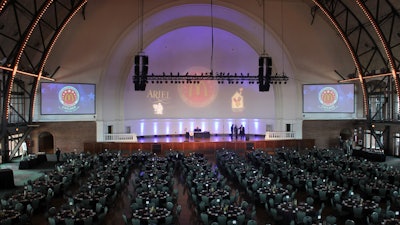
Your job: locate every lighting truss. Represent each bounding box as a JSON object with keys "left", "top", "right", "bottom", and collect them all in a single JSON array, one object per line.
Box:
[{"left": 145, "top": 72, "right": 289, "bottom": 84}]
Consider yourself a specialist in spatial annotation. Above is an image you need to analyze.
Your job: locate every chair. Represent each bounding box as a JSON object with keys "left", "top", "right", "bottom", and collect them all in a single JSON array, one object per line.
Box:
[
  {"left": 295, "top": 211, "right": 306, "bottom": 224},
  {"left": 65, "top": 218, "right": 75, "bottom": 225},
  {"left": 246, "top": 220, "right": 257, "bottom": 225},
  {"left": 325, "top": 215, "right": 337, "bottom": 225},
  {"left": 344, "top": 219, "right": 355, "bottom": 225},
  {"left": 0, "top": 218, "right": 12, "bottom": 225},
  {"left": 84, "top": 216, "right": 93, "bottom": 225},
  {"left": 306, "top": 196, "right": 314, "bottom": 206},
  {"left": 122, "top": 214, "right": 128, "bottom": 225},
  {"left": 47, "top": 217, "right": 56, "bottom": 225},
  {"left": 353, "top": 206, "right": 363, "bottom": 220},
  {"left": 217, "top": 215, "right": 227, "bottom": 225},
  {"left": 166, "top": 201, "right": 174, "bottom": 211},
  {"left": 303, "top": 215, "right": 313, "bottom": 225},
  {"left": 165, "top": 215, "right": 174, "bottom": 225},
  {"left": 201, "top": 212, "right": 209, "bottom": 225},
  {"left": 270, "top": 208, "right": 283, "bottom": 222},
  {"left": 369, "top": 211, "right": 379, "bottom": 224},
  {"left": 131, "top": 218, "right": 141, "bottom": 225},
  {"left": 236, "top": 214, "right": 245, "bottom": 225}
]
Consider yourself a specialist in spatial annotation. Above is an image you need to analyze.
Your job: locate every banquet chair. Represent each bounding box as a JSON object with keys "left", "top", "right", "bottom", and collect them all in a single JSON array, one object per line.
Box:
[
  {"left": 65, "top": 218, "right": 75, "bottom": 225},
  {"left": 236, "top": 214, "right": 245, "bottom": 225},
  {"left": 324, "top": 215, "right": 337, "bottom": 225},
  {"left": 344, "top": 219, "right": 355, "bottom": 225},
  {"left": 131, "top": 218, "right": 140, "bottom": 225},
  {"left": 352, "top": 206, "right": 363, "bottom": 220},
  {"left": 0, "top": 218, "right": 12, "bottom": 225},
  {"left": 303, "top": 215, "right": 313, "bottom": 225},
  {"left": 47, "top": 217, "right": 56, "bottom": 225},
  {"left": 165, "top": 215, "right": 174, "bottom": 225},
  {"left": 84, "top": 216, "right": 93, "bottom": 225},
  {"left": 217, "top": 215, "right": 227, "bottom": 225},
  {"left": 122, "top": 213, "right": 128, "bottom": 225},
  {"left": 201, "top": 212, "right": 209, "bottom": 225},
  {"left": 246, "top": 219, "right": 257, "bottom": 225},
  {"left": 166, "top": 201, "right": 174, "bottom": 211}
]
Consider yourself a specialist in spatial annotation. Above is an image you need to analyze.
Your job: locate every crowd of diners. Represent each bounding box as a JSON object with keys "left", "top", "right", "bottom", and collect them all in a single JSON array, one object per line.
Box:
[{"left": 1, "top": 147, "right": 400, "bottom": 225}]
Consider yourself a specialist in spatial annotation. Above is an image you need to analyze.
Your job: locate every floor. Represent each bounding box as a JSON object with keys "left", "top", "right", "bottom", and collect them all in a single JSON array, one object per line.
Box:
[{"left": 2, "top": 140, "right": 400, "bottom": 225}]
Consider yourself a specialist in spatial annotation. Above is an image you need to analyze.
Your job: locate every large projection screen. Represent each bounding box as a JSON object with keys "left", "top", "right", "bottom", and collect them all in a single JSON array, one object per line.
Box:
[
  {"left": 303, "top": 83, "right": 355, "bottom": 113},
  {"left": 41, "top": 82, "right": 96, "bottom": 115}
]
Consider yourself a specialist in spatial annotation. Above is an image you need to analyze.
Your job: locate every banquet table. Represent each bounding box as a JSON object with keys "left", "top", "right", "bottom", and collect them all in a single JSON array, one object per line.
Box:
[
  {"left": 132, "top": 207, "right": 171, "bottom": 224},
  {"left": 0, "top": 209, "right": 20, "bottom": 225},
  {"left": 56, "top": 207, "right": 96, "bottom": 225},
  {"left": 197, "top": 189, "right": 229, "bottom": 202},
  {"left": 73, "top": 191, "right": 108, "bottom": 209},
  {"left": 381, "top": 218, "right": 400, "bottom": 225},
  {"left": 206, "top": 205, "right": 244, "bottom": 222},
  {"left": 9, "top": 191, "right": 45, "bottom": 206},
  {"left": 137, "top": 190, "right": 170, "bottom": 206},
  {"left": 277, "top": 201, "right": 315, "bottom": 224},
  {"left": 341, "top": 198, "right": 379, "bottom": 216}
]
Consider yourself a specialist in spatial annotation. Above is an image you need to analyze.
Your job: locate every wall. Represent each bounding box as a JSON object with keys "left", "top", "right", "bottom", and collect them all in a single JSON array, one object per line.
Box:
[
  {"left": 29, "top": 122, "right": 96, "bottom": 154},
  {"left": 302, "top": 120, "right": 358, "bottom": 149}
]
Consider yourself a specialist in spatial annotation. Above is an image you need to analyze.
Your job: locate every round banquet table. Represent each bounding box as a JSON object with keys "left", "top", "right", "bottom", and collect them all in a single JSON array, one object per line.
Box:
[
  {"left": 277, "top": 201, "right": 315, "bottom": 224},
  {"left": 0, "top": 209, "right": 20, "bottom": 224},
  {"left": 137, "top": 190, "right": 170, "bottom": 206},
  {"left": 381, "top": 218, "right": 400, "bottom": 225},
  {"left": 56, "top": 207, "right": 96, "bottom": 225},
  {"left": 342, "top": 197, "right": 378, "bottom": 216},
  {"left": 132, "top": 207, "right": 171, "bottom": 224},
  {"left": 73, "top": 191, "right": 108, "bottom": 208},
  {"left": 198, "top": 189, "right": 229, "bottom": 201},
  {"left": 206, "top": 205, "right": 244, "bottom": 222},
  {"left": 10, "top": 191, "right": 45, "bottom": 206}
]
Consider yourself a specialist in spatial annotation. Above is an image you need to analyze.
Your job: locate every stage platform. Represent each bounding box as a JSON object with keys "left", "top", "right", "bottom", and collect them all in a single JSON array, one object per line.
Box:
[{"left": 84, "top": 134, "right": 315, "bottom": 155}]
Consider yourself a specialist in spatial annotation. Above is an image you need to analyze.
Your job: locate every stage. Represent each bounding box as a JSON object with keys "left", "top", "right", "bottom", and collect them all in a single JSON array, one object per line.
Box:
[{"left": 84, "top": 134, "right": 315, "bottom": 155}]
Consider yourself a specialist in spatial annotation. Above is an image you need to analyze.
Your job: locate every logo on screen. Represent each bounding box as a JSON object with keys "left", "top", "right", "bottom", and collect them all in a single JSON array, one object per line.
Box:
[
  {"left": 318, "top": 87, "right": 338, "bottom": 111},
  {"left": 59, "top": 86, "right": 80, "bottom": 112}
]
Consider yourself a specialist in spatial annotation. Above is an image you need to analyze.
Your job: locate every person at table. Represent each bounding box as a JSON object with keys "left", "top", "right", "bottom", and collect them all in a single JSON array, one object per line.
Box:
[
  {"left": 194, "top": 127, "right": 201, "bottom": 132},
  {"left": 56, "top": 147, "right": 61, "bottom": 162}
]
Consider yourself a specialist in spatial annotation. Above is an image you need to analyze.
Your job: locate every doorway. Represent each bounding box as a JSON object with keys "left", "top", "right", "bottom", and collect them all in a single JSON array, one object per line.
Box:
[{"left": 38, "top": 132, "right": 54, "bottom": 153}]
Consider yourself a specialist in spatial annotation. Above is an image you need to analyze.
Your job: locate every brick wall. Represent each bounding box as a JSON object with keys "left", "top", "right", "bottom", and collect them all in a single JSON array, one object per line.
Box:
[{"left": 29, "top": 121, "right": 96, "bottom": 154}]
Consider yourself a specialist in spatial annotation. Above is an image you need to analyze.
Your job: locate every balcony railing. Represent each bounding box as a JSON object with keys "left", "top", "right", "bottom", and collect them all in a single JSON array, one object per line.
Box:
[
  {"left": 103, "top": 133, "right": 138, "bottom": 142},
  {"left": 265, "top": 131, "right": 295, "bottom": 140}
]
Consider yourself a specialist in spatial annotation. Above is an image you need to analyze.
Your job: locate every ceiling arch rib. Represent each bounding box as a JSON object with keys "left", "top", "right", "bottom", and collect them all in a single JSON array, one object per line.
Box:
[
  {"left": 355, "top": 0, "right": 400, "bottom": 119},
  {"left": 31, "top": 0, "right": 88, "bottom": 120},
  {"left": 311, "top": 0, "right": 369, "bottom": 116}
]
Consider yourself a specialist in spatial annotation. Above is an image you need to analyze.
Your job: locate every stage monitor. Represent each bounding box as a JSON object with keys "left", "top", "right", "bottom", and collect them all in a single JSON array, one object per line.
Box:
[
  {"left": 303, "top": 83, "right": 355, "bottom": 113},
  {"left": 41, "top": 82, "right": 96, "bottom": 115}
]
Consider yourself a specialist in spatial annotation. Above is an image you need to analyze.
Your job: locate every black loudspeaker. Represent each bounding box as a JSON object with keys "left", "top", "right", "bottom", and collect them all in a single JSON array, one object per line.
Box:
[
  {"left": 152, "top": 144, "right": 161, "bottom": 154},
  {"left": 133, "top": 55, "right": 149, "bottom": 91},
  {"left": 258, "top": 56, "right": 272, "bottom": 92}
]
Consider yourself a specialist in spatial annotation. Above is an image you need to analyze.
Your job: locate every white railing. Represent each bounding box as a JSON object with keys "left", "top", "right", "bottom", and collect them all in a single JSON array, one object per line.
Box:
[
  {"left": 103, "top": 133, "right": 138, "bottom": 142},
  {"left": 265, "top": 131, "right": 296, "bottom": 140}
]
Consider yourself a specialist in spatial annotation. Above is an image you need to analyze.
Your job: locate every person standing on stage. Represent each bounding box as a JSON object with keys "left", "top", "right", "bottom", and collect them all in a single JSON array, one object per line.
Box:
[
  {"left": 231, "top": 124, "right": 234, "bottom": 139},
  {"left": 234, "top": 125, "right": 238, "bottom": 140}
]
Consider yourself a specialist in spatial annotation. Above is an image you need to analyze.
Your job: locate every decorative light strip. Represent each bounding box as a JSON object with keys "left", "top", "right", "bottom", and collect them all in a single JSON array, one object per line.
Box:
[
  {"left": 0, "top": 66, "right": 55, "bottom": 81},
  {"left": 4, "top": 0, "right": 54, "bottom": 120},
  {"left": 356, "top": 0, "right": 400, "bottom": 115},
  {"left": 0, "top": 0, "right": 8, "bottom": 13},
  {"left": 338, "top": 72, "right": 399, "bottom": 83},
  {"left": 32, "top": 0, "right": 88, "bottom": 117},
  {"left": 311, "top": 0, "right": 369, "bottom": 116}
]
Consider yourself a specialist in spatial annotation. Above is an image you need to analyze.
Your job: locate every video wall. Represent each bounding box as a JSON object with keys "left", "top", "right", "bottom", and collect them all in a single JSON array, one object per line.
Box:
[
  {"left": 124, "top": 81, "right": 275, "bottom": 119},
  {"left": 303, "top": 83, "right": 355, "bottom": 113},
  {"left": 41, "top": 82, "right": 96, "bottom": 115}
]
